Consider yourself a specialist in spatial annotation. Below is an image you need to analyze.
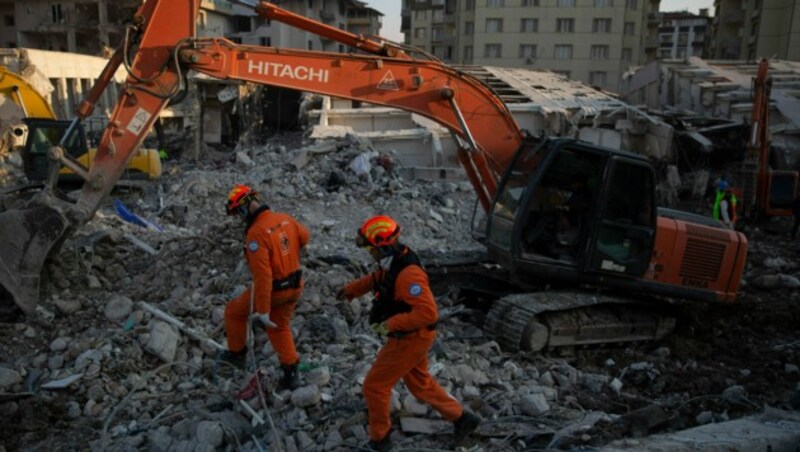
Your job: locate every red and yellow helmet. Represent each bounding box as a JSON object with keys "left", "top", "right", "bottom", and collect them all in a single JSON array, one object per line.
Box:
[
  {"left": 357, "top": 215, "right": 401, "bottom": 248},
  {"left": 226, "top": 184, "right": 259, "bottom": 216}
]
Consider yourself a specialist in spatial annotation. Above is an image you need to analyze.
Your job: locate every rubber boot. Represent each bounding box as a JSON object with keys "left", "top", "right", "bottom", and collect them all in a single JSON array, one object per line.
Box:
[
  {"left": 218, "top": 348, "right": 246, "bottom": 370},
  {"left": 278, "top": 363, "right": 301, "bottom": 390},
  {"left": 367, "top": 432, "right": 392, "bottom": 451},
  {"left": 453, "top": 410, "right": 481, "bottom": 441}
]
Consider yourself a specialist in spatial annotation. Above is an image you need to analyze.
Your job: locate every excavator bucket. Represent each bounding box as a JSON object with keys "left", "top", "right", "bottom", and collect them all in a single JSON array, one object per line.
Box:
[{"left": 0, "top": 205, "right": 69, "bottom": 317}]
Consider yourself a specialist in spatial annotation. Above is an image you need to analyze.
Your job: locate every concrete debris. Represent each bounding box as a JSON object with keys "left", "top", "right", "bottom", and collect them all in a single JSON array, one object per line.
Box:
[
  {"left": 0, "top": 367, "right": 22, "bottom": 388},
  {"left": 0, "top": 130, "right": 797, "bottom": 452},
  {"left": 519, "top": 392, "right": 550, "bottom": 416},
  {"left": 104, "top": 295, "right": 133, "bottom": 322},
  {"left": 145, "top": 321, "right": 180, "bottom": 363},
  {"left": 602, "top": 408, "right": 800, "bottom": 451},
  {"left": 290, "top": 385, "right": 321, "bottom": 408},
  {"left": 751, "top": 274, "right": 800, "bottom": 290},
  {"left": 400, "top": 417, "right": 451, "bottom": 434}
]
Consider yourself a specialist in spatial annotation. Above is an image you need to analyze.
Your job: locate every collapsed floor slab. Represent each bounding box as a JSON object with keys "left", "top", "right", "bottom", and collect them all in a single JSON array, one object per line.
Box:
[{"left": 602, "top": 408, "right": 800, "bottom": 452}]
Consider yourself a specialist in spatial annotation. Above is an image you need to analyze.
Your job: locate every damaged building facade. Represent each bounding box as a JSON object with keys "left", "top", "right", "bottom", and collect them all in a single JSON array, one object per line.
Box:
[
  {"left": 0, "top": 0, "right": 384, "bottom": 147},
  {"left": 621, "top": 57, "right": 800, "bottom": 206}
]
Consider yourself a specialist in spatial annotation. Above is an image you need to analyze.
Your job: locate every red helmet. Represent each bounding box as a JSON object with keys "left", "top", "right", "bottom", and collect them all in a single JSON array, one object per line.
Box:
[
  {"left": 357, "top": 215, "right": 401, "bottom": 248},
  {"left": 226, "top": 184, "right": 259, "bottom": 216}
]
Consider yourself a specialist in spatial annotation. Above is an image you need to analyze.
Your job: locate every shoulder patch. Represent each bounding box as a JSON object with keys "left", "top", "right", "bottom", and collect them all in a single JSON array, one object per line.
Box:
[
  {"left": 248, "top": 241, "right": 259, "bottom": 252},
  {"left": 408, "top": 283, "right": 422, "bottom": 297}
]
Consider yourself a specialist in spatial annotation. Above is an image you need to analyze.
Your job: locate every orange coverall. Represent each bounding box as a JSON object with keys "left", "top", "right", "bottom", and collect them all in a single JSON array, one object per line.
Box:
[
  {"left": 342, "top": 259, "right": 463, "bottom": 441},
  {"left": 225, "top": 209, "right": 310, "bottom": 365}
]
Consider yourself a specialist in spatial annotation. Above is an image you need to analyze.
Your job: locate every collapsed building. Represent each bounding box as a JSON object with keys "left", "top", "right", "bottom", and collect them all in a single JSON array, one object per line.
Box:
[
  {"left": 306, "top": 66, "right": 678, "bottom": 202},
  {"left": 621, "top": 57, "right": 800, "bottom": 205}
]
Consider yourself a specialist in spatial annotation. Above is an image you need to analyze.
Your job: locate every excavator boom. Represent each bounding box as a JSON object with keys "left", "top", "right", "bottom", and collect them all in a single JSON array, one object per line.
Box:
[{"left": 0, "top": 0, "right": 524, "bottom": 316}]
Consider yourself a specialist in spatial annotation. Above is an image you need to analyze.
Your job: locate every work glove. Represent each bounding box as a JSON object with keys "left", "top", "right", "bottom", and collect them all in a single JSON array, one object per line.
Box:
[
  {"left": 251, "top": 313, "right": 277, "bottom": 330},
  {"left": 370, "top": 322, "right": 390, "bottom": 337}
]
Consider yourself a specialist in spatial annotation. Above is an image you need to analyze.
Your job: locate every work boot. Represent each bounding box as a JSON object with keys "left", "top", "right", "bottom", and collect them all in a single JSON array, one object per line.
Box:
[
  {"left": 218, "top": 348, "right": 247, "bottom": 370},
  {"left": 453, "top": 410, "right": 481, "bottom": 441},
  {"left": 278, "top": 363, "right": 301, "bottom": 390},
  {"left": 367, "top": 433, "right": 392, "bottom": 451}
]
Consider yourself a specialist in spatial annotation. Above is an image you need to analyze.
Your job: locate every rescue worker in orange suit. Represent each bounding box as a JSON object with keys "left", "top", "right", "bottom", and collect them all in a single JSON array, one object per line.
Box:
[
  {"left": 336, "top": 215, "right": 480, "bottom": 451},
  {"left": 220, "top": 184, "right": 310, "bottom": 390}
]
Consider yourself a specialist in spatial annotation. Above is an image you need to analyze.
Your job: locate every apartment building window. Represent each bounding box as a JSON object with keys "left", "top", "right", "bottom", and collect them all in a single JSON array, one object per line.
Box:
[
  {"left": 464, "top": 45, "right": 473, "bottom": 62},
  {"left": 624, "top": 22, "right": 635, "bottom": 35},
  {"left": 51, "top": 4, "right": 64, "bottom": 24},
  {"left": 590, "top": 71, "right": 607, "bottom": 86},
  {"left": 557, "top": 0, "right": 576, "bottom": 6},
  {"left": 521, "top": 18, "right": 538, "bottom": 32},
  {"left": 4, "top": 15, "right": 14, "bottom": 26},
  {"left": 260, "top": 37, "right": 271, "bottom": 46},
  {"left": 593, "top": 18, "right": 611, "bottom": 33},
  {"left": 622, "top": 47, "right": 632, "bottom": 61},
  {"left": 486, "top": 18, "right": 503, "bottom": 33},
  {"left": 465, "top": 21, "right": 474, "bottom": 35},
  {"left": 626, "top": 0, "right": 637, "bottom": 10},
  {"left": 308, "top": 0, "right": 313, "bottom": 7},
  {"left": 432, "top": 27, "right": 444, "bottom": 40},
  {"left": 487, "top": 0, "right": 505, "bottom": 7},
  {"left": 432, "top": 10, "right": 444, "bottom": 22},
  {"left": 415, "top": 27, "right": 426, "bottom": 38},
  {"left": 595, "top": 0, "right": 613, "bottom": 6},
  {"left": 590, "top": 45, "right": 609, "bottom": 59},
  {"left": 433, "top": 45, "right": 452, "bottom": 60},
  {"left": 414, "top": 10, "right": 427, "bottom": 20},
  {"left": 554, "top": 44, "right": 573, "bottom": 59},
  {"left": 484, "top": 44, "right": 502, "bottom": 58},
  {"left": 466, "top": 0, "right": 475, "bottom": 10},
  {"left": 556, "top": 18, "right": 574, "bottom": 33},
  {"left": 523, "top": 0, "right": 540, "bottom": 5},
  {"left": 519, "top": 44, "right": 537, "bottom": 58}
]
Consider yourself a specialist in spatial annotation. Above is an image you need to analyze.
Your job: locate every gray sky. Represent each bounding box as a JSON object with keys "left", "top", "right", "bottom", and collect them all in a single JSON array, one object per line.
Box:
[{"left": 366, "top": 0, "right": 715, "bottom": 43}]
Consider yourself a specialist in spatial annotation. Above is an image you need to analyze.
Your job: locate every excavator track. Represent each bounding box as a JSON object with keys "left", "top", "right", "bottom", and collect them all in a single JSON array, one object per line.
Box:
[{"left": 484, "top": 291, "right": 676, "bottom": 352}]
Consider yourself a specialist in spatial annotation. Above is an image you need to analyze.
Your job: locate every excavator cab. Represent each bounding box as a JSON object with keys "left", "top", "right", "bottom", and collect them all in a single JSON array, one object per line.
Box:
[{"left": 486, "top": 139, "right": 657, "bottom": 287}]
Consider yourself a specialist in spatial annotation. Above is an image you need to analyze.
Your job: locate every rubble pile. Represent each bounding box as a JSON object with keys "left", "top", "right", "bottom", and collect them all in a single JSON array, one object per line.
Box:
[{"left": 1, "top": 132, "right": 799, "bottom": 451}]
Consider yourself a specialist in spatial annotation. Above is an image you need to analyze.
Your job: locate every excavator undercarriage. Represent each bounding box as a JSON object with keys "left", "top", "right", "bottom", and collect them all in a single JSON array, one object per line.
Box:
[{"left": 426, "top": 258, "right": 676, "bottom": 352}]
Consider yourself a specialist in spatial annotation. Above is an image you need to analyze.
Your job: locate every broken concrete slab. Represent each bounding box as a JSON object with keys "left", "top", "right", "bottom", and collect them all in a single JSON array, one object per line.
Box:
[{"left": 601, "top": 408, "right": 800, "bottom": 452}]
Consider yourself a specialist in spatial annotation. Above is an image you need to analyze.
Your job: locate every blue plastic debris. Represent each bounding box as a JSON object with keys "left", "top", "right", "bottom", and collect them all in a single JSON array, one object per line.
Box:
[{"left": 113, "top": 199, "right": 163, "bottom": 232}]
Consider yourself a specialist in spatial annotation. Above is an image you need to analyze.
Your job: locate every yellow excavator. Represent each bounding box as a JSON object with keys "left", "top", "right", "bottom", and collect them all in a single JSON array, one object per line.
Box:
[{"left": 0, "top": 65, "right": 161, "bottom": 182}]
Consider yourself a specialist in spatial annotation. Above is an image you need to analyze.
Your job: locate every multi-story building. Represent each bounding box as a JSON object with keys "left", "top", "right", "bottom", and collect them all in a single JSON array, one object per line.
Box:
[
  {"left": 238, "top": 0, "right": 377, "bottom": 53},
  {"left": 0, "top": 0, "right": 377, "bottom": 55},
  {"left": 656, "top": 10, "right": 710, "bottom": 59},
  {"left": 346, "top": 1, "right": 383, "bottom": 41},
  {"left": 400, "top": 0, "right": 661, "bottom": 92},
  {"left": 0, "top": 3, "right": 16, "bottom": 48},
  {"left": 710, "top": 0, "right": 800, "bottom": 60}
]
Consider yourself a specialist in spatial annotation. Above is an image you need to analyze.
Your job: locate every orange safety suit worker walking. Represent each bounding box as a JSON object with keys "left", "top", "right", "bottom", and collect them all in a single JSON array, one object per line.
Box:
[
  {"left": 219, "top": 184, "right": 310, "bottom": 390},
  {"left": 336, "top": 215, "right": 480, "bottom": 451}
]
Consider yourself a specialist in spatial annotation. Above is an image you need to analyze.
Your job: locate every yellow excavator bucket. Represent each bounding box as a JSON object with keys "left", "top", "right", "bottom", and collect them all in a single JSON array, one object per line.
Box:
[{"left": 0, "top": 65, "right": 57, "bottom": 119}]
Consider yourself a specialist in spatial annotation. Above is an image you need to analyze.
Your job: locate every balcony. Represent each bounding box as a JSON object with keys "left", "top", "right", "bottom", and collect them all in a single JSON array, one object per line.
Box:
[
  {"left": 648, "top": 12, "right": 661, "bottom": 25},
  {"left": 645, "top": 36, "right": 659, "bottom": 49},
  {"left": 410, "top": 0, "right": 432, "bottom": 10},
  {"left": 724, "top": 10, "right": 744, "bottom": 24},
  {"left": 319, "top": 10, "right": 336, "bottom": 23}
]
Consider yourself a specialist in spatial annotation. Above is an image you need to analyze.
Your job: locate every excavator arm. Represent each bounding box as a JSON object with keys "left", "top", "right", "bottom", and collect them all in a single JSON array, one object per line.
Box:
[{"left": 0, "top": 0, "right": 525, "bottom": 316}]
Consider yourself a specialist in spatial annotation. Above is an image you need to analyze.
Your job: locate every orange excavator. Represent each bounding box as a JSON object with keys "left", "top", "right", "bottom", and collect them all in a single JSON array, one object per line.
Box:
[
  {"left": 0, "top": 1, "right": 748, "bottom": 351},
  {"left": 741, "top": 58, "right": 798, "bottom": 219}
]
